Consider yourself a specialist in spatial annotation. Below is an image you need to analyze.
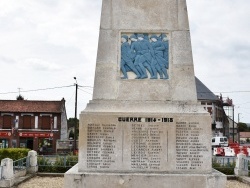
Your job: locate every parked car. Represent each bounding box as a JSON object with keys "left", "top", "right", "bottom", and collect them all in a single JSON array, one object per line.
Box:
[{"left": 211, "top": 136, "right": 228, "bottom": 148}]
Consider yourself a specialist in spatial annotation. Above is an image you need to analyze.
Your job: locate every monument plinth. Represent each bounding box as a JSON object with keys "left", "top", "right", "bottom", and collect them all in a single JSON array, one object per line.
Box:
[{"left": 64, "top": 0, "right": 226, "bottom": 187}]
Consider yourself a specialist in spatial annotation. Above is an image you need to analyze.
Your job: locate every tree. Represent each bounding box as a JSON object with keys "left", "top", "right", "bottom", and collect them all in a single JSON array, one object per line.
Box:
[
  {"left": 238, "top": 122, "right": 249, "bottom": 132},
  {"left": 16, "top": 95, "right": 24, "bottom": 100},
  {"left": 67, "top": 118, "right": 79, "bottom": 139}
]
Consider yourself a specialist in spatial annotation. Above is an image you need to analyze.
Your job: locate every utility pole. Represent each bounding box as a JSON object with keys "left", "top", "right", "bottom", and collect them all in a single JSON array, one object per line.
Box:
[
  {"left": 17, "top": 88, "right": 22, "bottom": 95},
  {"left": 73, "top": 77, "right": 78, "bottom": 154},
  {"left": 238, "top": 113, "right": 241, "bottom": 144},
  {"left": 232, "top": 105, "right": 234, "bottom": 142}
]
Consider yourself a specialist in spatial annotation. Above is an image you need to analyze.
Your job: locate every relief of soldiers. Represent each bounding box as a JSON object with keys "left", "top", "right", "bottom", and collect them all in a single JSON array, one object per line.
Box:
[{"left": 120, "top": 33, "right": 169, "bottom": 79}]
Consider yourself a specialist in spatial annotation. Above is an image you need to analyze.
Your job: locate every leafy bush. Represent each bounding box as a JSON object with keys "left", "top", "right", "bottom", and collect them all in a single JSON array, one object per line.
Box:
[
  {"left": 37, "top": 156, "right": 53, "bottom": 172},
  {"left": 0, "top": 148, "right": 30, "bottom": 161},
  {"left": 38, "top": 155, "right": 78, "bottom": 173},
  {"left": 212, "top": 161, "right": 235, "bottom": 175}
]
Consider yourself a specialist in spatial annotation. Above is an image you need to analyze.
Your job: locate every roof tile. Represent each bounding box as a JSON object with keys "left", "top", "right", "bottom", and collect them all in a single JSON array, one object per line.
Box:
[{"left": 0, "top": 100, "right": 65, "bottom": 113}]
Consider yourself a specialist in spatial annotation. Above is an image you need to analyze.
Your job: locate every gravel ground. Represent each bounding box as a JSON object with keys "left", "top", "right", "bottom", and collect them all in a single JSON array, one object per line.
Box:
[
  {"left": 17, "top": 177, "right": 64, "bottom": 188},
  {"left": 17, "top": 177, "right": 250, "bottom": 188},
  {"left": 226, "top": 180, "right": 250, "bottom": 188}
]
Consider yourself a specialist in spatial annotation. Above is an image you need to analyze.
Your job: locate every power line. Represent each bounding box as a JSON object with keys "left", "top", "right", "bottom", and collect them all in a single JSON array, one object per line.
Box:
[
  {"left": 78, "top": 88, "right": 92, "bottom": 95},
  {"left": 0, "top": 85, "right": 74, "bottom": 95},
  {"left": 1, "top": 85, "right": 250, "bottom": 96},
  {"left": 78, "top": 85, "right": 93, "bottom": 88}
]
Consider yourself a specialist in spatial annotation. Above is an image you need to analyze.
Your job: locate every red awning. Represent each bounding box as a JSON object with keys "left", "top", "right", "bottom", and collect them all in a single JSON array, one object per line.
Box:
[
  {"left": 0, "top": 132, "right": 12, "bottom": 137},
  {"left": 19, "top": 132, "right": 53, "bottom": 138}
]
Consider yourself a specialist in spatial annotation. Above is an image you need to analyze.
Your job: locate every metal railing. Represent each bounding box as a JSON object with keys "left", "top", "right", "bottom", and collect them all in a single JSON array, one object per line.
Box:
[
  {"left": 13, "top": 157, "right": 29, "bottom": 174},
  {"left": 212, "top": 156, "right": 236, "bottom": 166},
  {"left": 212, "top": 156, "right": 236, "bottom": 174},
  {"left": 38, "top": 155, "right": 78, "bottom": 168},
  {"left": 242, "top": 157, "right": 250, "bottom": 173}
]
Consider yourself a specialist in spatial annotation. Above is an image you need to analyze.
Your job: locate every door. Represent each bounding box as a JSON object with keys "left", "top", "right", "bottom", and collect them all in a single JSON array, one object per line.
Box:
[{"left": 26, "top": 139, "right": 33, "bottom": 150}]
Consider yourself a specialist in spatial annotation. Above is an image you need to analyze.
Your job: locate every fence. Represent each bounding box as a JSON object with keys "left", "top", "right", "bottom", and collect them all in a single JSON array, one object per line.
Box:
[
  {"left": 242, "top": 157, "right": 250, "bottom": 173},
  {"left": 38, "top": 155, "right": 78, "bottom": 168},
  {"left": 13, "top": 157, "right": 30, "bottom": 174},
  {"left": 212, "top": 156, "right": 236, "bottom": 175},
  {"left": 212, "top": 156, "right": 236, "bottom": 166}
]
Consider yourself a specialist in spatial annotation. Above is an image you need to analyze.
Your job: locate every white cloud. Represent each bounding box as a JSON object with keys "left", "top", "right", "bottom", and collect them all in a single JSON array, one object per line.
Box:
[
  {"left": 21, "top": 58, "right": 64, "bottom": 71},
  {"left": 0, "top": 56, "right": 16, "bottom": 64}
]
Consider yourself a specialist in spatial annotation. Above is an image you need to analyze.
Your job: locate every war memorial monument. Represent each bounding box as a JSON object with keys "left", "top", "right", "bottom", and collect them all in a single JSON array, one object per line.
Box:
[{"left": 64, "top": 0, "right": 227, "bottom": 187}]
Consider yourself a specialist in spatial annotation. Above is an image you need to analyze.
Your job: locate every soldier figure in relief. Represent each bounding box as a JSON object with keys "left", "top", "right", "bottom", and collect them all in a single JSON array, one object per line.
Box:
[
  {"left": 120, "top": 35, "right": 141, "bottom": 79},
  {"left": 161, "top": 34, "right": 169, "bottom": 69},
  {"left": 150, "top": 35, "right": 168, "bottom": 79},
  {"left": 137, "top": 34, "right": 156, "bottom": 79}
]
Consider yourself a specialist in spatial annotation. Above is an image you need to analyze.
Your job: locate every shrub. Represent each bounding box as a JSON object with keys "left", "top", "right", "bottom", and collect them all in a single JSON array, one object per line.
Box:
[
  {"left": 37, "top": 156, "right": 53, "bottom": 172},
  {"left": 212, "top": 161, "right": 235, "bottom": 175},
  {"left": 0, "top": 148, "right": 30, "bottom": 161},
  {"left": 38, "top": 155, "right": 78, "bottom": 173}
]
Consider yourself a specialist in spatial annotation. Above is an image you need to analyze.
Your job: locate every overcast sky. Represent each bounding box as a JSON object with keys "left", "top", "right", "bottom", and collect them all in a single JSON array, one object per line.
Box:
[{"left": 0, "top": 0, "right": 249, "bottom": 123}]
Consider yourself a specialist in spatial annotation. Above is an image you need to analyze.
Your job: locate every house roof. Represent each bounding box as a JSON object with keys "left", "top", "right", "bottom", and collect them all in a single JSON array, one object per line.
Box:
[
  {"left": 240, "top": 132, "right": 250, "bottom": 138},
  {"left": 195, "top": 77, "right": 218, "bottom": 101},
  {"left": 0, "top": 99, "right": 65, "bottom": 113}
]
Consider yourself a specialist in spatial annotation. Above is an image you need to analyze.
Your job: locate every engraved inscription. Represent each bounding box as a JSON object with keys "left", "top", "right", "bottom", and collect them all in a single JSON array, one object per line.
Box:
[
  {"left": 175, "top": 122, "right": 209, "bottom": 170},
  {"left": 131, "top": 124, "right": 164, "bottom": 170},
  {"left": 87, "top": 124, "right": 117, "bottom": 169}
]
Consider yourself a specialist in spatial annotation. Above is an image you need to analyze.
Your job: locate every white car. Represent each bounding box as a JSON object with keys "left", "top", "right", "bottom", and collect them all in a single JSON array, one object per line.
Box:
[{"left": 211, "top": 136, "right": 229, "bottom": 148}]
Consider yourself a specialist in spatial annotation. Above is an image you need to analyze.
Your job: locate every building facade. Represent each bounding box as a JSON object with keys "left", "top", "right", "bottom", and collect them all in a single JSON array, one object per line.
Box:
[
  {"left": 196, "top": 77, "right": 230, "bottom": 137},
  {"left": 0, "top": 99, "right": 67, "bottom": 154}
]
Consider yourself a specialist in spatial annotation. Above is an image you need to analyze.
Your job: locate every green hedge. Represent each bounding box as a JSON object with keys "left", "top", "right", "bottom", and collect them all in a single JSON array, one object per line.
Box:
[
  {"left": 38, "top": 155, "right": 78, "bottom": 173},
  {"left": 0, "top": 148, "right": 30, "bottom": 161},
  {"left": 212, "top": 162, "right": 235, "bottom": 175}
]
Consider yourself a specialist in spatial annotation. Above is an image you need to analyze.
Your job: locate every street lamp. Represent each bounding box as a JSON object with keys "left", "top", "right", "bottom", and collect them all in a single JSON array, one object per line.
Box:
[
  {"left": 73, "top": 77, "right": 78, "bottom": 154},
  {"left": 238, "top": 113, "right": 241, "bottom": 123}
]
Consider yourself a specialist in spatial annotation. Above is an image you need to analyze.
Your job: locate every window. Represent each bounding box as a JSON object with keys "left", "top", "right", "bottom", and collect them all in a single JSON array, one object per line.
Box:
[
  {"left": 23, "top": 115, "right": 32, "bottom": 129},
  {"left": 0, "top": 139, "right": 9, "bottom": 148},
  {"left": 212, "top": 138, "right": 215, "bottom": 142},
  {"left": 3, "top": 115, "right": 11, "bottom": 129},
  {"left": 39, "top": 138, "right": 53, "bottom": 153},
  {"left": 42, "top": 116, "right": 51, "bottom": 129}
]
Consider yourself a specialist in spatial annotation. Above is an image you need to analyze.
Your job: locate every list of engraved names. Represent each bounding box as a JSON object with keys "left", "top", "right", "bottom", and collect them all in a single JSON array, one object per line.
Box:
[
  {"left": 131, "top": 124, "right": 164, "bottom": 170},
  {"left": 176, "top": 122, "right": 209, "bottom": 170},
  {"left": 87, "top": 123, "right": 116, "bottom": 169},
  {"left": 86, "top": 121, "right": 167, "bottom": 171}
]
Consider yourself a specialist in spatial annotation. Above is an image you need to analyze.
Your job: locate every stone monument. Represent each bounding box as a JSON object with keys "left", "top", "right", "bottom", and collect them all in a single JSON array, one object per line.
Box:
[{"left": 64, "top": 0, "right": 226, "bottom": 187}]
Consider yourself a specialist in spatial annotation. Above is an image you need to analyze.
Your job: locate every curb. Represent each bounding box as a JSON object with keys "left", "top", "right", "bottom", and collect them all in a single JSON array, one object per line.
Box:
[
  {"left": 227, "top": 175, "right": 237, "bottom": 180},
  {"left": 37, "top": 173, "right": 65, "bottom": 177}
]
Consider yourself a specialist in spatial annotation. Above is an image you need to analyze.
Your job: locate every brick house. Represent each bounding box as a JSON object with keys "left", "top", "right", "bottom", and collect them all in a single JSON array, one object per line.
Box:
[
  {"left": 239, "top": 132, "right": 250, "bottom": 143},
  {"left": 0, "top": 99, "right": 67, "bottom": 154}
]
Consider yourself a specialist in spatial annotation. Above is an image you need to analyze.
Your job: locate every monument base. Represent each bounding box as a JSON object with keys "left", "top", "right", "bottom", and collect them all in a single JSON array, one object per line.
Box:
[{"left": 64, "top": 164, "right": 226, "bottom": 188}]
